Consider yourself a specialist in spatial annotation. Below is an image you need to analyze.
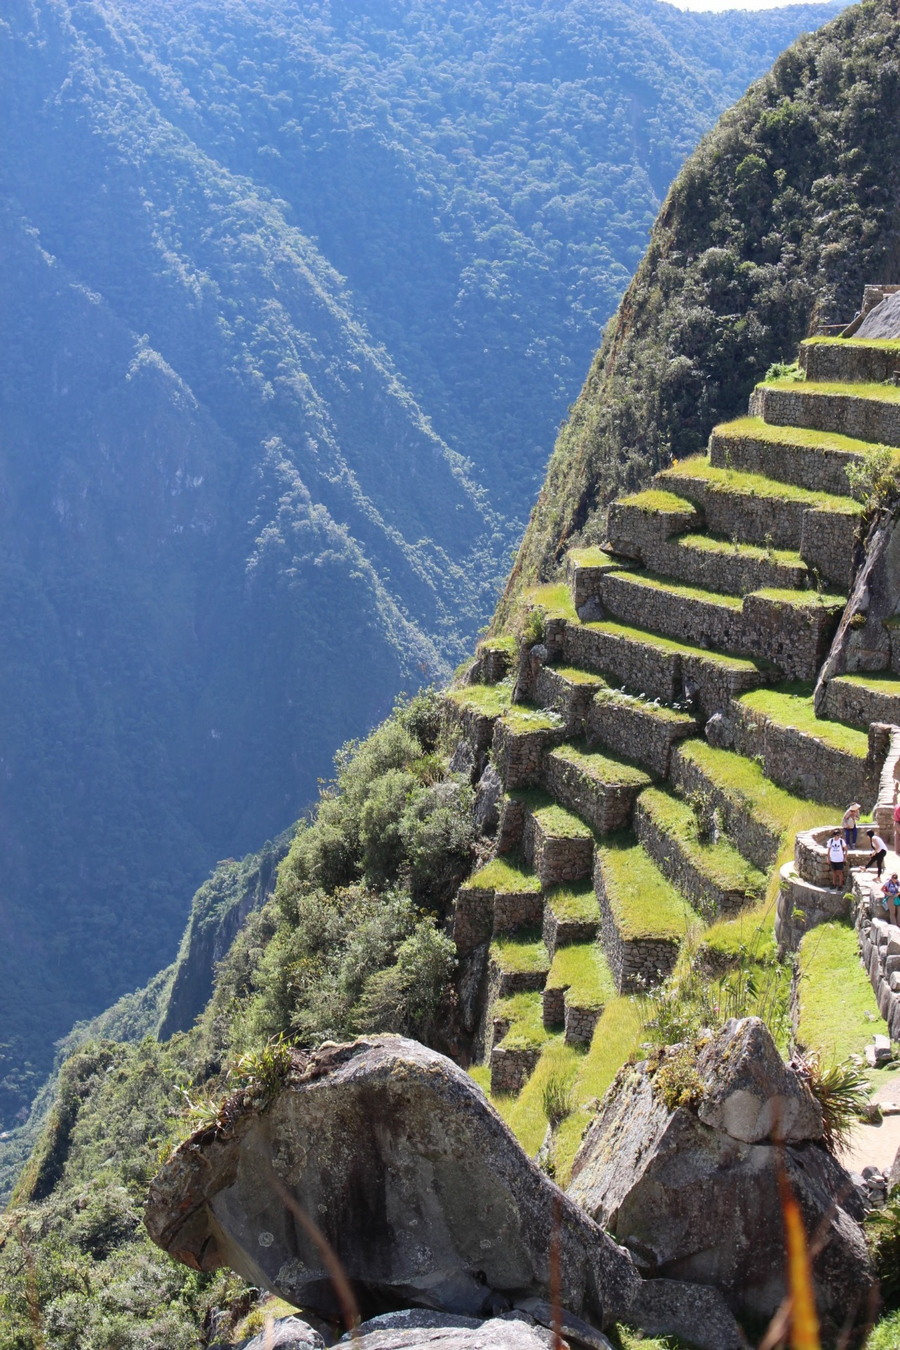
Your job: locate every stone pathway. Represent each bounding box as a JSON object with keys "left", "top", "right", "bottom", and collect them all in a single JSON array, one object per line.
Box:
[{"left": 841, "top": 1068, "right": 900, "bottom": 1175}]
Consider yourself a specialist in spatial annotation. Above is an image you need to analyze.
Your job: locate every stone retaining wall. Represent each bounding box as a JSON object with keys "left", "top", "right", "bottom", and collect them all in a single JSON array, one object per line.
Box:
[
  {"left": 490, "top": 1045, "right": 541, "bottom": 1095},
  {"left": 669, "top": 746, "right": 780, "bottom": 871},
  {"left": 567, "top": 553, "right": 624, "bottom": 608},
  {"left": 492, "top": 888, "right": 545, "bottom": 936},
  {"left": 824, "top": 678, "right": 900, "bottom": 732},
  {"left": 709, "top": 427, "right": 864, "bottom": 498},
  {"left": 561, "top": 622, "right": 681, "bottom": 702},
  {"left": 605, "top": 499, "right": 698, "bottom": 561},
  {"left": 477, "top": 644, "right": 514, "bottom": 685},
  {"left": 523, "top": 812, "right": 594, "bottom": 888},
  {"left": 743, "top": 592, "right": 842, "bottom": 683},
  {"left": 662, "top": 469, "right": 809, "bottom": 550},
  {"left": 730, "top": 699, "right": 878, "bottom": 808},
  {"left": 542, "top": 984, "right": 567, "bottom": 1028},
  {"left": 492, "top": 719, "right": 567, "bottom": 790},
  {"left": 758, "top": 384, "right": 900, "bottom": 449},
  {"left": 872, "top": 726, "right": 900, "bottom": 832},
  {"left": 586, "top": 695, "right": 697, "bottom": 777},
  {"left": 453, "top": 885, "right": 494, "bottom": 954},
  {"left": 441, "top": 697, "right": 498, "bottom": 766},
  {"left": 800, "top": 340, "right": 900, "bottom": 386},
  {"left": 564, "top": 1002, "right": 602, "bottom": 1047},
  {"left": 600, "top": 571, "right": 746, "bottom": 654},
  {"left": 532, "top": 665, "right": 603, "bottom": 734},
  {"left": 630, "top": 535, "right": 808, "bottom": 596},
  {"left": 798, "top": 508, "right": 858, "bottom": 590},
  {"left": 855, "top": 889, "right": 900, "bottom": 1041},
  {"left": 542, "top": 897, "right": 599, "bottom": 956},
  {"left": 544, "top": 747, "right": 648, "bottom": 836},
  {"left": 776, "top": 864, "right": 852, "bottom": 951},
  {"left": 595, "top": 861, "right": 680, "bottom": 992},
  {"left": 495, "top": 796, "right": 526, "bottom": 853},
  {"left": 634, "top": 798, "right": 751, "bottom": 919}
]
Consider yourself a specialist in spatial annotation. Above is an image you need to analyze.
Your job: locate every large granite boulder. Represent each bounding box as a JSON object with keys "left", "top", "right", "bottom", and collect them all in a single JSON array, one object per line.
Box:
[
  {"left": 146, "top": 1037, "right": 640, "bottom": 1329},
  {"left": 568, "top": 1019, "right": 873, "bottom": 1336}
]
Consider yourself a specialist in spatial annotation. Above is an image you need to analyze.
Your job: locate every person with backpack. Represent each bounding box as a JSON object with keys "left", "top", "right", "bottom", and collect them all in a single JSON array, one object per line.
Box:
[{"left": 827, "top": 831, "right": 848, "bottom": 889}]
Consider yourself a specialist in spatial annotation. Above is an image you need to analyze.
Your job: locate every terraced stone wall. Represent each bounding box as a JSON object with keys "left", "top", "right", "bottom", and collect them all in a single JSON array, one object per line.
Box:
[
  {"left": 856, "top": 897, "right": 900, "bottom": 1042},
  {"left": 532, "top": 666, "right": 598, "bottom": 732},
  {"left": 800, "top": 342, "right": 900, "bottom": 385},
  {"left": 564, "top": 1003, "right": 601, "bottom": 1046},
  {"left": 824, "top": 678, "right": 900, "bottom": 730},
  {"left": 562, "top": 624, "right": 680, "bottom": 703},
  {"left": 490, "top": 1045, "right": 541, "bottom": 1095},
  {"left": 758, "top": 386, "right": 900, "bottom": 448},
  {"left": 731, "top": 702, "right": 877, "bottom": 808},
  {"left": 492, "top": 721, "right": 566, "bottom": 789},
  {"left": 586, "top": 697, "right": 696, "bottom": 777},
  {"left": 523, "top": 814, "right": 593, "bottom": 887},
  {"left": 669, "top": 748, "right": 779, "bottom": 871},
  {"left": 543, "top": 751, "right": 644, "bottom": 836}
]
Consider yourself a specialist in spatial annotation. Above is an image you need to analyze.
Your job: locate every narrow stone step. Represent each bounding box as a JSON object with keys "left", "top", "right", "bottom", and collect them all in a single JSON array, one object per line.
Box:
[
  {"left": 656, "top": 455, "right": 859, "bottom": 588},
  {"left": 670, "top": 740, "right": 833, "bottom": 872},
  {"left": 561, "top": 615, "right": 773, "bottom": 717},
  {"left": 593, "top": 834, "right": 696, "bottom": 992},
  {"left": 532, "top": 664, "right": 606, "bottom": 734},
  {"left": 822, "top": 672, "right": 900, "bottom": 731},
  {"left": 544, "top": 740, "right": 653, "bottom": 835},
  {"left": 753, "top": 377, "right": 900, "bottom": 449},
  {"left": 542, "top": 881, "right": 600, "bottom": 956},
  {"left": 463, "top": 852, "right": 544, "bottom": 938},
  {"left": 492, "top": 705, "right": 568, "bottom": 789},
  {"left": 596, "top": 569, "right": 843, "bottom": 681},
  {"left": 634, "top": 786, "right": 767, "bottom": 920},
  {"left": 800, "top": 336, "right": 900, "bottom": 386},
  {"left": 585, "top": 685, "right": 697, "bottom": 777},
  {"left": 489, "top": 990, "right": 549, "bottom": 1094},
  {"left": 605, "top": 489, "right": 700, "bottom": 563},
  {"left": 542, "top": 941, "right": 615, "bottom": 1046},
  {"left": 659, "top": 533, "right": 809, "bottom": 596},
  {"left": 732, "top": 684, "right": 878, "bottom": 809},
  {"left": 709, "top": 415, "right": 874, "bottom": 497},
  {"left": 522, "top": 794, "right": 594, "bottom": 887}
]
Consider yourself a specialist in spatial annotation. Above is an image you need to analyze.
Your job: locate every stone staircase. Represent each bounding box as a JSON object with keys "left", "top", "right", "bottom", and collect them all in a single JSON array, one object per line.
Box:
[{"left": 447, "top": 330, "right": 900, "bottom": 1098}]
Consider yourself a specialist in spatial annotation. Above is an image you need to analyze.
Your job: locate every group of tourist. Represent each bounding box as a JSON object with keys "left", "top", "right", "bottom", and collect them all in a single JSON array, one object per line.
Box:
[{"left": 826, "top": 799, "right": 900, "bottom": 922}]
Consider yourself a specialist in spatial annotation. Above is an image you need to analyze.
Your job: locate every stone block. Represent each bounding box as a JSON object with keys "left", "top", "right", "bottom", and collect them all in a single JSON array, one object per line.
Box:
[
  {"left": 523, "top": 811, "right": 593, "bottom": 889},
  {"left": 453, "top": 885, "right": 494, "bottom": 955},
  {"left": 541, "top": 984, "right": 566, "bottom": 1029},
  {"left": 492, "top": 718, "right": 568, "bottom": 790}
]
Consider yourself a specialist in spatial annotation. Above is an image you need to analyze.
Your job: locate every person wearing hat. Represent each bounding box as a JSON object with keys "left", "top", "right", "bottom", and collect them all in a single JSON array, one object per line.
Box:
[{"left": 842, "top": 803, "right": 862, "bottom": 850}]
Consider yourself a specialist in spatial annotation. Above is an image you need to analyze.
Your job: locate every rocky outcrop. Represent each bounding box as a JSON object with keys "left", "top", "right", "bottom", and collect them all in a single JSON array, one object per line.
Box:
[
  {"left": 146, "top": 1036, "right": 640, "bottom": 1329},
  {"left": 567, "top": 1018, "right": 873, "bottom": 1337},
  {"left": 148, "top": 1036, "right": 748, "bottom": 1350}
]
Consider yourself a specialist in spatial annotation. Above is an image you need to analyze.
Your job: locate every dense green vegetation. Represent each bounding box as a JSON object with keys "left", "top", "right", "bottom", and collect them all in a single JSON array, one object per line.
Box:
[
  {"left": 0, "top": 691, "right": 472, "bottom": 1344},
  {"left": 498, "top": 0, "right": 900, "bottom": 622},
  {"left": 0, "top": 0, "right": 848, "bottom": 1119}
]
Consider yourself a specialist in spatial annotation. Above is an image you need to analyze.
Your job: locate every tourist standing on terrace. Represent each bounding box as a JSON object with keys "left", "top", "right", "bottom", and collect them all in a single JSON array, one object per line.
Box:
[
  {"left": 866, "top": 829, "right": 889, "bottom": 879},
  {"left": 842, "top": 803, "right": 861, "bottom": 848},
  {"left": 827, "top": 832, "right": 847, "bottom": 889}
]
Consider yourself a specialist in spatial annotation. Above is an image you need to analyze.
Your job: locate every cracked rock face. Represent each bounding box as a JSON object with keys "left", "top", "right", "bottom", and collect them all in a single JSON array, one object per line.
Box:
[
  {"left": 145, "top": 1036, "right": 640, "bottom": 1328},
  {"left": 567, "top": 1018, "right": 873, "bottom": 1334}
]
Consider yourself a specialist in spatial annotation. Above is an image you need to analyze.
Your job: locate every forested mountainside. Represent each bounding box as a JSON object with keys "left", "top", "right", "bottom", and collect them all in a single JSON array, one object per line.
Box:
[
  {"left": 11, "top": 2, "right": 900, "bottom": 1337},
  {"left": 499, "top": 0, "right": 900, "bottom": 623},
  {"left": 0, "top": 0, "right": 846, "bottom": 1125}
]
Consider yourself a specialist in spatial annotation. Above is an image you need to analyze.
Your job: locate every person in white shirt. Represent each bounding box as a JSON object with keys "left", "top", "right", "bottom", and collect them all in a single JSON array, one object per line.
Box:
[
  {"left": 865, "top": 829, "right": 889, "bottom": 879},
  {"left": 827, "top": 832, "right": 847, "bottom": 889}
]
